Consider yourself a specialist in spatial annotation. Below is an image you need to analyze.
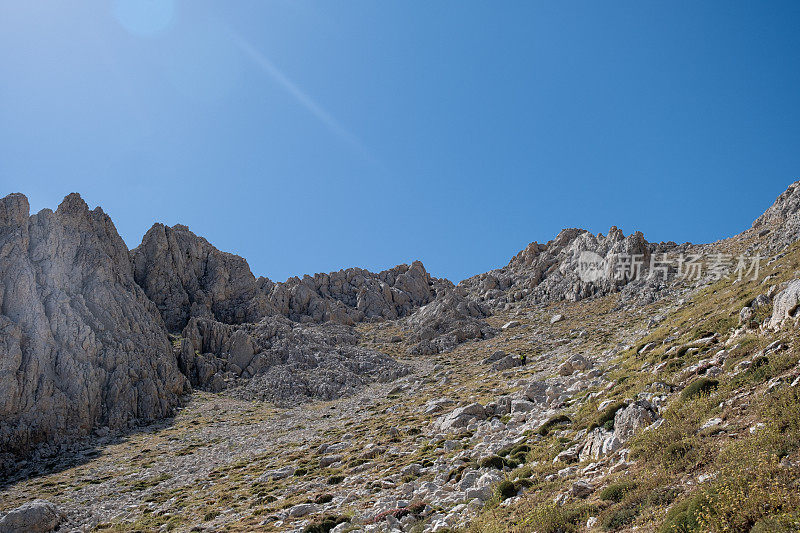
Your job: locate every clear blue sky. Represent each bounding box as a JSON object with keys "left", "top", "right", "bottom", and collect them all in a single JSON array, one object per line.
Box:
[{"left": 1, "top": 2, "right": 799, "bottom": 282}]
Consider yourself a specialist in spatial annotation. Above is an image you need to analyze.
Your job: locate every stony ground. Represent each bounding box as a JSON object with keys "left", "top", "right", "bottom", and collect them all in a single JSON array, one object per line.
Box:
[
  {"left": 0, "top": 294, "right": 653, "bottom": 532},
  {"left": 4, "top": 241, "right": 800, "bottom": 533}
]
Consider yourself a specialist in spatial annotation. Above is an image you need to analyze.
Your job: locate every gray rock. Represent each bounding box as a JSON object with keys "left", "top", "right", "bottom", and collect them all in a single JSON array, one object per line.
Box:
[
  {"left": 179, "top": 316, "right": 408, "bottom": 403},
  {"left": 491, "top": 354, "right": 524, "bottom": 371},
  {"left": 0, "top": 193, "right": 188, "bottom": 471},
  {"left": 437, "top": 403, "right": 486, "bottom": 431},
  {"left": 768, "top": 279, "right": 800, "bottom": 329},
  {"left": 132, "top": 223, "right": 273, "bottom": 332},
  {"left": 287, "top": 503, "right": 320, "bottom": 518},
  {"left": 558, "top": 354, "right": 591, "bottom": 376},
  {"left": 570, "top": 480, "right": 594, "bottom": 498},
  {"left": 0, "top": 499, "right": 64, "bottom": 533},
  {"left": 613, "top": 400, "right": 658, "bottom": 442},
  {"left": 405, "top": 290, "right": 495, "bottom": 355},
  {"left": 320, "top": 455, "right": 342, "bottom": 467},
  {"left": 134, "top": 224, "right": 440, "bottom": 331},
  {"left": 459, "top": 226, "right": 684, "bottom": 309},
  {"left": 579, "top": 428, "right": 622, "bottom": 461}
]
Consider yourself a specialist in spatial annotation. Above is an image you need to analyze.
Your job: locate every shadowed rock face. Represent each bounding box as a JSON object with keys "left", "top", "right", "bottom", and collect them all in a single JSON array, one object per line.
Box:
[
  {"left": 133, "top": 222, "right": 439, "bottom": 330},
  {"left": 132, "top": 223, "right": 274, "bottom": 332},
  {"left": 0, "top": 193, "right": 189, "bottom": 470}
]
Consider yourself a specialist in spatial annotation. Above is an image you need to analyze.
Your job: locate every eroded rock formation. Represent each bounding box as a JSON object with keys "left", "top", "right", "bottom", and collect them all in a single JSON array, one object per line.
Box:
[{"left": 0, "top": 193, "right": 188, "bottom": 471}]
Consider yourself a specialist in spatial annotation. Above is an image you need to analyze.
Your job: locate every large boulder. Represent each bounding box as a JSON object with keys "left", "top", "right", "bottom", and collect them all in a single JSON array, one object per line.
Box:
[
  {"left": 613, "top": 400, "right": 657, "bottom": 442},
  {"left": 767, "top": 279, "right": 800, "bottom": 329},
  {"left": 579, "top": 428, "right": 622, "bottom": 461},
  {"left": 0, "top": 499, "right": 64, "bottom": 533},
  {"left": 437, "top": 403, "right": 486, "bottom": 431},
  {"left": 0, "top": 193, "right": 188, "bottom": 470}
]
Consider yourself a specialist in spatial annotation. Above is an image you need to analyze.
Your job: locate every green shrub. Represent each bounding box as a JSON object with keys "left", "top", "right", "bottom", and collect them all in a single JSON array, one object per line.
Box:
[
  {"left": 589, "top": 402, "right": 626, "bottom": 431},
  {"left": 497, "top": 480, "right": 517, "bottom": 501},
  {"left": 681, "top": 378, "right": 718, "bottom": 400},
  {"left": 658, "top": 493, "right": 710, "bottom": 533},
  {"left": 601, "top": 504, "right": 639, "bottom": 530},
  {"left": 538, "top": 414, "right": 572, "bottom": 436},
  {"left": 750, "top": 516, "right": 797, "bottom": 533},
  {"left": 663, "top": 441, "right": 695, "bottom": 470},
  {"left": 302, "top": 515, "right": 349, "bottom": 533},
  {"left": 599, "top": 481, "right": 638, "bottom": 503},
  {"left": 314, "top": 493, "right": 333, "bottom": 504},
  {"left": 479, "top": 455, "right": 506, "bottom": 470},
  {"left": 327, "top": 474, "right": 345, "bottom": 485}
]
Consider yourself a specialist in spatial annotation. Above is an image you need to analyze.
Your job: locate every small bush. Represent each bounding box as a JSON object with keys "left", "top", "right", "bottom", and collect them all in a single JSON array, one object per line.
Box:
[
  {"left": 314, "top": 493, "right": 333, "bottom": 504},
  {"left": 589, "top": 402, "right": 626, "bottom": 431},
  {"left": 681, "top": 378, "right": 718, "bottom": 400},
  {"left": 601, "top": 504, "right": 639, "bottom": 530},
  {"left": 497, "top": 480, "right": 517, "bottom": 501},
  {"left": 538, "top": 414, "right": 572, "bottom": 436},
  {"left": 658, "top": 493, "right": 711, "bottom": 533},
  {"left": 599, "top": 481, "right": 638, "bottom": 503},
  {"left": 327, "top": 474, "right": 345, "bottom": 485},
  {"left": 479, "top": 455, "right": 506, "bottom": 470},
  {"left": 663, "top": 441, "right": 695, "bottom": 470},
  {"left": 303, "top": 515, "right": 349, "bottom": 533},
  {"left": 368, "top": 501, "right": 427, "bottom": 524}
]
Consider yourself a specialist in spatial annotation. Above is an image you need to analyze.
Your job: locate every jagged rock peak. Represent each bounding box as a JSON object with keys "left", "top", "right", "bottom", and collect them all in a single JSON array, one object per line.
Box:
[
  {"left": 132, "top": 223, "right": 273, "bottom": 332},
  {"left": 0, "top": 192, "right": 30, "bottom": 226},
  {"left": 753, "top": 180, "right": 800, "bottom": 228},
  {"left": 0, "top": 192, "right": 188, "bottom": 472},
  {"left": 460, "top": 225, "right": 681, "bottom": 308}
]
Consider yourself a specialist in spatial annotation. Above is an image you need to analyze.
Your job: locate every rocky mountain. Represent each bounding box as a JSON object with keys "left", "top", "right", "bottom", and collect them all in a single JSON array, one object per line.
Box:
[
  {"left": 0, "top": 194, "right": 188, "bottom": 473},
  {"left": 0, "top": 194, "right": 460, "bottom": 475},
  {"left": 3, "top": 182, "right": 800, "bottom": 533},
  {"left": 133, "top": 223, "right": 441, "bottom": 331}
]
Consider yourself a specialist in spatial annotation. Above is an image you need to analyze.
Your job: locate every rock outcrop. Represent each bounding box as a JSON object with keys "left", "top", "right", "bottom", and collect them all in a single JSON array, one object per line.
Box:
[
  {"left": 133, "top": 223, "right": 439, "bottom": 330},
  {"left": 767, "top": 279, "right": 800, "bottom": 329},
  {"left": 0, "top": 193, "right": 188, "bottom": 472},
  {"left": 751, "top": 180, "right": 800, "bottom": 249},
  {"left": 178, "top": 316, "right": 409, "bottom": 404},
  {"left": 404, "top": 289, "right": 495, "bottom": 355},
  {"left": 132, "top": 224, "right": 274, "bottom": 332},
  {"left": 460, "top": 227, "right": 682, "bottom": 308},
  {"left": 262, "top": 260, "right": 438, "bottom": 325}
]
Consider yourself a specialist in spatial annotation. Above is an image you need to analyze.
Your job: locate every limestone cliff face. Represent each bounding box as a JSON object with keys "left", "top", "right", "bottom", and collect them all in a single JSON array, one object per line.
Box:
[
  {"left": 0, "top": 193, "right": 188, "bottom": 470},
  {"left": 132, "top": 223, "right": 274, "bottom": 332},
  {"left": 133, "top": 222, "right": 439, "bottom": 330}
]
